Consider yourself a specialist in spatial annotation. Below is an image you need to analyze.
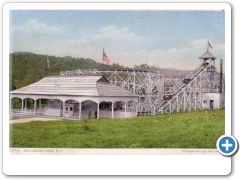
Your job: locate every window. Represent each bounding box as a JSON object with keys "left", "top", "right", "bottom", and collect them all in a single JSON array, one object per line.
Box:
[
  {"left": 70, "top": 107, "right": 73, "bottom": 111},
  {"left": 66, "top": 107, "right": 68, "bottom": 111},
  {"left": 203, "top": 100, "right": 207, "bottom": 104}
]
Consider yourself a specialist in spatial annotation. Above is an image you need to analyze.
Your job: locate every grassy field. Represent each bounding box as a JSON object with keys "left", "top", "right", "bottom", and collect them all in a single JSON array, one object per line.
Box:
[{"left": 10, "top": 109, "right": 224, "bottom": 148}]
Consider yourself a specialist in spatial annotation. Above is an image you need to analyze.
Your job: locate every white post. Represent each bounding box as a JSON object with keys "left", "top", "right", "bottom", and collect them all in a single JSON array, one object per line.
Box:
[
  {"left": 63, "top": 101, "right": 65, "bottom": 119},
  {"left": 79, "top": 102, "right": 81, "bottom": 120},
  {"left": 184, "top": 92, "right": 186, "bottom": 112},
  {"left": 34, "top": 99, "right": 36, "bottom": 116},
  {"left": 25, "top": 99, "right": 27, "bottom": 110},
  {"left": 124, "top": 102, "right": 127, "bottom": 118},
  {"left": 97, "top": 103, "right": 100, "bottom": 119},
  {"left": 177, "top": 95, "right": 179, "bottom": 113},
  {"left": 189, "top": 87, "right": 192, "bottom": 112},
  {"left": 136, "top": 102, "right": 138, "bottom": 116},
  {"left": 170, "top": 101, "right": 172, "bottom": 114},
  {"left": 195, "top": 93, "right": 197, "bottom": 111},
  {"left": 200, "top": 74, "right": 203, "bottom": 110},
  {"left": 39, "top": 99, "right": 41, "bottom": 109},
  {"left": 112, "top": 102, "right": 114, "bottom": 119},
  {"left": 9, "top": 97, "right": 12, "bottom": 114},
  {"left": 21, "top": 99, "right": 24, "bottom": 112},
  {"left": 133, "top": 70, "right": 136, "bottom": 93}
]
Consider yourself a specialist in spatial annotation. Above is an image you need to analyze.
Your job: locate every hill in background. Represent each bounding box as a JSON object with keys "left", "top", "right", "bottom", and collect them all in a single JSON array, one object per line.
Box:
[{"left": 9, "top": 52, "right": 192, "bottom": 91}]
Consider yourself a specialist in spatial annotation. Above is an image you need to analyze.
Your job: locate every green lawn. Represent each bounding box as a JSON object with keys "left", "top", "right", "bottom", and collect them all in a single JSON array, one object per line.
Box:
[{"left": 10, "top": 109, "right": 225, "bottom": 148}]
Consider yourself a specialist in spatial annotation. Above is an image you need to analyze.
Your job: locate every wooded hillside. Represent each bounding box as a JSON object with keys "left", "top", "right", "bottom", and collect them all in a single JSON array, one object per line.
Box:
[
  {"left": 9, "top": 52, "right": 192, "bottom": 91},
  {"left": 9, "top": 52, "right": 126, "bottom": 91}
]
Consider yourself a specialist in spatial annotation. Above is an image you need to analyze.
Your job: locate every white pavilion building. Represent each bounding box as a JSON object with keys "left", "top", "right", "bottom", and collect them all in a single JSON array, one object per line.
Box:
[{"left": 10, "top": 76, "right": 139, "bottom": 120}]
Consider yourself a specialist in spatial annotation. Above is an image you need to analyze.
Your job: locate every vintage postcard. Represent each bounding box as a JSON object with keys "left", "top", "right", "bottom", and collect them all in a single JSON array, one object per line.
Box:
[{"left": 3, "top": 2, "right": 232, "bottom": 175}]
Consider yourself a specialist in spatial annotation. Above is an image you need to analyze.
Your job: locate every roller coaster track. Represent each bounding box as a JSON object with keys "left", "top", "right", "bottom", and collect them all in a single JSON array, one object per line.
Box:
[
  {"left": 155, "top": 63, "right": 222, "bottom": 114},
  {"left": 60, "top": 69, "right": 165, "bottom": 113},
  {"left": 60, "top": 63, "right": 224, "bottom": 115}
]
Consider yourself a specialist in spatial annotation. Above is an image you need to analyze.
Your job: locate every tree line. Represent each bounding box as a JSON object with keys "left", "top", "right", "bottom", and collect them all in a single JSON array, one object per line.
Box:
[
  {"left": 9, "top": 52, "right": 189, "bottom": 92},
  {"left": 9, "top": 52, "right": 128, "bottom": 91}
]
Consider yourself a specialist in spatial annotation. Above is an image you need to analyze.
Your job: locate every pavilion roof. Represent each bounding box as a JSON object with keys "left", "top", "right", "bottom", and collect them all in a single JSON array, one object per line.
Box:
[{"left": 10, "top": 76, "right": 138, "bottom": 97}]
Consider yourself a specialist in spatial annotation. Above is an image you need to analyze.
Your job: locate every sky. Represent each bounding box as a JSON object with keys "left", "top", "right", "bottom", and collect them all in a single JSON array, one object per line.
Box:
[{"left": 9, "top": 10, "right": 225, "bottom": 70}]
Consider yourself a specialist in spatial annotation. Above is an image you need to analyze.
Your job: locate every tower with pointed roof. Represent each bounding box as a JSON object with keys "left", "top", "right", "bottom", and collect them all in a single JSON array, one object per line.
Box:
[{"left": 199, "top": 41, "right": 216, "bottom": 67}]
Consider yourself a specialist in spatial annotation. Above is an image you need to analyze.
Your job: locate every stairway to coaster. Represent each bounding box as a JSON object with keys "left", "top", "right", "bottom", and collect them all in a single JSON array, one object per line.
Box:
[{"left": 155, "top": 63, "right": 212, "bottom": 114}]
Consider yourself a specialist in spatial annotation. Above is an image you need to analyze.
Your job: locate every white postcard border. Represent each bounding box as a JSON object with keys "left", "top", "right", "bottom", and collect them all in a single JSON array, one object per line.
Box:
[{"left": 3, "top": 2, "right": 231, "bottom": 175}]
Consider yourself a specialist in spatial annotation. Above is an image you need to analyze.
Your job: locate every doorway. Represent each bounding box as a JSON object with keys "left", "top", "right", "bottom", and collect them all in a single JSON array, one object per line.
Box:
[{"left": 210, "top": 100, "right": 214, "bottom": 109}]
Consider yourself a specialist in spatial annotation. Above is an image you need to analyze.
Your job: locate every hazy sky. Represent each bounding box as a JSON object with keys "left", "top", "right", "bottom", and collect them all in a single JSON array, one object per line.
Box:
[{"left": 9, "top": 10, "right": 225, "bottom": 70}]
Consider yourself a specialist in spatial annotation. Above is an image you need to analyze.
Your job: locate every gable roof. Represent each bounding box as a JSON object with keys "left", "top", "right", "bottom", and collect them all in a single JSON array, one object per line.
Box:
[{"left": 10, "top": 76, "right": 138, "bottom": 97}]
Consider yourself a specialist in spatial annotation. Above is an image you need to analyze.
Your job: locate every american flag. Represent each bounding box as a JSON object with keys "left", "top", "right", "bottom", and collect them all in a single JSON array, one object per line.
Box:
[
  {"left": 46, "top": 56, "right": 50, "bottom": 68},
  {"left": 208, "top": 41, "right": 213, "bottom": 49},
  {"left": 103, "top": 51, "right": 110, "bottom": 64}
]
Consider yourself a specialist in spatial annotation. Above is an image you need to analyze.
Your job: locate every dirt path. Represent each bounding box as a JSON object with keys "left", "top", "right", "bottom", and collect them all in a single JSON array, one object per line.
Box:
[{"left": 9, "top": 117, "right": 62, "bottom": 124}]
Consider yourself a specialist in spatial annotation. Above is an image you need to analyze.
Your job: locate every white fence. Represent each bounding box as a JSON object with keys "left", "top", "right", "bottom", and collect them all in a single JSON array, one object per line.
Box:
[{"left": 10, "top": 108, "right": 44, "bottom": 119}]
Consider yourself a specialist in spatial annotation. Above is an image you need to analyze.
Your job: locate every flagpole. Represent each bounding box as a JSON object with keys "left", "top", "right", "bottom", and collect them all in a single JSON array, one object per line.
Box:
[
  {"left": 207, "top": 40, "right": 209, "bottom": 52},
  {"left": 102, "top": 48, "right": 104, "bottom": 76}
]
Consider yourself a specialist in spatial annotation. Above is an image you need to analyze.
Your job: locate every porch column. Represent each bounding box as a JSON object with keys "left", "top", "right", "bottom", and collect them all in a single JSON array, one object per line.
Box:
[
  {"left": 78, "top": 102, "right": 81, "bottom": 120},
  {"left": 21, "top": 98, "right": 24, "bottom": 112},
  {"left": 34, "top": 99, "right": 36, "bottom": 117},
  {"left": 97, "top": 103, "right": 100, "bottom": 119},
  {"left": 25, "top": 99, "right": 27, "bottom": 110},
  {"left": 39, "top": 99, "right": 41, "bottom": 109},
  {"left": 63, "top": 101, "right": 65, "bottom": 119},
  {"left": 112, "top": 102, "right": 114, "bottom": 119},
  {"left": 124, "top": 102, "right": 127, "bottom": 118},
  {"left": 9, "top": 97, "right": 12, "bottom": 113}
]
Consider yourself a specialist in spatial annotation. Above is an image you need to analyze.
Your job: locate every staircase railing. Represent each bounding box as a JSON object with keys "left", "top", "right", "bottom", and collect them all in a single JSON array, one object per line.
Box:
[{"left": 155, "top": 63, "right": 211, "bottom": 113}]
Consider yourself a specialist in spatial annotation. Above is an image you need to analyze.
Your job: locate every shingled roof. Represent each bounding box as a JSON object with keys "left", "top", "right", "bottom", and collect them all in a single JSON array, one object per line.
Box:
[
  {"left": 199, "top": 51, "right": 216, "bottom": 60},
  {"left": 10, "top": 76, "right": 138, "bottom": 97}
]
